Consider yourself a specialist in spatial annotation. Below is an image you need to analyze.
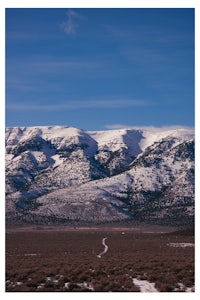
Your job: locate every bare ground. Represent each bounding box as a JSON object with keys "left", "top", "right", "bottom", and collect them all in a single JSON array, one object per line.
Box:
[{"left": 6, "top": 226, "right": 194, "bottom": 292}]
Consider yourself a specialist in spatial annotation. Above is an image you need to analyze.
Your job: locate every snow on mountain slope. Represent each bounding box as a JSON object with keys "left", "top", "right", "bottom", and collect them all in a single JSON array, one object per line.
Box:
[
  {"left": 5, "top": 126, "right": 194, "bottom": 226},
  {"left": 88, "top": 129, "right": 143, "bottom": 175},
  {"left": 138, "top": 127, "right": 194, "bottom": 151},
  {"left": 6, "top": 126, "right": 102, "bottom": 195},
  {"left": 88, "top": 129, "right": 142, "bottom": 153}
]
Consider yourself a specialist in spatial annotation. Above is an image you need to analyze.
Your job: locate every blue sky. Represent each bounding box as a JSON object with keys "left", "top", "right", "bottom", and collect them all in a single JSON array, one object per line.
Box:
[{"left": 6, "top": 8, "right": 194, "bottom": 130}]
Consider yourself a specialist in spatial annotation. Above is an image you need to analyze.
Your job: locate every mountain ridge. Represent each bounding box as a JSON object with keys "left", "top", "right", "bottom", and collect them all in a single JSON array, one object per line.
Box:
[{"left": 5, "top": 126, "right": 195, "bottom": 226}]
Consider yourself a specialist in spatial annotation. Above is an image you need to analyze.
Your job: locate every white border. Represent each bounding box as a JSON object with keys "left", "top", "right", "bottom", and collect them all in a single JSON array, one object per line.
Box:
[
  {"left": 0, "top": 0, "right": 198, "bottom": 8},
  {"left": 1, "top": 1, "right": 199, "bottom": 300}
]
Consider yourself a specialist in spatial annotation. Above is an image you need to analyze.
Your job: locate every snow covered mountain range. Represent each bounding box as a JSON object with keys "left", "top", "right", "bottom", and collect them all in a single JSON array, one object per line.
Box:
[{"left": 5, "top": 126, "right": 195, "bottom": 226}]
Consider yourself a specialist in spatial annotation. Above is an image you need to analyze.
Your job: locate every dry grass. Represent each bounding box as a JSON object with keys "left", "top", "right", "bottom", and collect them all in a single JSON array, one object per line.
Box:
[{"left": 6, "top": 228, "right": 194, "bottom": 292}]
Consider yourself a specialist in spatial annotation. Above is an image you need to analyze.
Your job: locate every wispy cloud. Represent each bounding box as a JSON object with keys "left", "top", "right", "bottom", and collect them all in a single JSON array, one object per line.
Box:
[
  {"left": 6, "top": 31, "right": 62, "bottom": 41},
  {"left": 30, "top": 60, "right": 99, "bottom": 72},
  {"left": 105, "top": 124, "right": 194, "bottom": 131},
  {"left": 105, "top": 24, "right": 193, "bottom": 45},
  {"left": 6, "top": 32, "right": 36, "bottom": 40},
  {"left": 7, "top": 57, "right": 100, "bottom": 76},
  {"left": 6, "top": 78, "right": 36, "bottom": 92},
  {"left": 7, "top": 98, "right": 150, "bottom": 111},
  {"left": 60, "top": 9, "right": 82, "bottom": 36},
  {"left": 105, "top": 23, "right": 193, "bottom": 76}
]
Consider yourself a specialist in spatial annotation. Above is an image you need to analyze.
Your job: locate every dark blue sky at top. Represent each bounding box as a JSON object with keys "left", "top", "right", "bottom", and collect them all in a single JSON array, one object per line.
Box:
[{"left": 6, "top": 8, "right": 194, "bottom": 130}]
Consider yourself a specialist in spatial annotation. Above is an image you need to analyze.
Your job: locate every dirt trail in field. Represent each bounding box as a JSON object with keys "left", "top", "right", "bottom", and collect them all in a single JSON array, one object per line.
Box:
[{"left": 97, "top": 237, "right": 108, "bottom": 258}]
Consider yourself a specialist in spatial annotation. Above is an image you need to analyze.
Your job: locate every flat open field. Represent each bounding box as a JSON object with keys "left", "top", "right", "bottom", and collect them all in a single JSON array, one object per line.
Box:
[{"left": 6, "top": 227, "right": 194, "bottom": 292}]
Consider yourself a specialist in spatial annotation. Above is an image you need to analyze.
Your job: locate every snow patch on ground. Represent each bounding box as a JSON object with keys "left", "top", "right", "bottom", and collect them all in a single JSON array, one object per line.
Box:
[
  {"left": 37, "top": 283, "right": 45, "bottom": 289},
  {"left": 167, "top": 243, "right": 194, "bottom": 248},
  {"left": 174, "top": 283, "right": 195, "bottom": 292},
  {"left": 132, "top": 277, "right": 159, "bottom": 292},
  {"left": 6, "top": 280, "right": 23, "bottom": 288},
  {"left": 64, "top": 281, "right": 94, "bottom": 291}
]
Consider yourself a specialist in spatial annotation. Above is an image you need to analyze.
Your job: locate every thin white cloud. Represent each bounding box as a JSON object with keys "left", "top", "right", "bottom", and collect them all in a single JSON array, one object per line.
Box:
[
  {"left": 7, "top": 99, "right": 149, "bottom": 111},
  {"left": 60, "top": 9, "right": 82, "bottom": 35},
  {"left": 105, "top": 24, "right": 193, "bottom": 45},
  {"left": 30, "top": 60, "right": 99, "bottom": 71},
  {"left": 104, "top": 124, "right": 129, "bottom": 130},
  {"left": 87, "top": 99, "right": 149, "bottom": 108},
  {"left": 105, "top": 124, "right": 194, "bottom": 131},
  {"left": 6, "top": 32, "right": 36, "bottom": 40},
  {"left": 7, "top": 58, "right": 100, "bottom": 79}
]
